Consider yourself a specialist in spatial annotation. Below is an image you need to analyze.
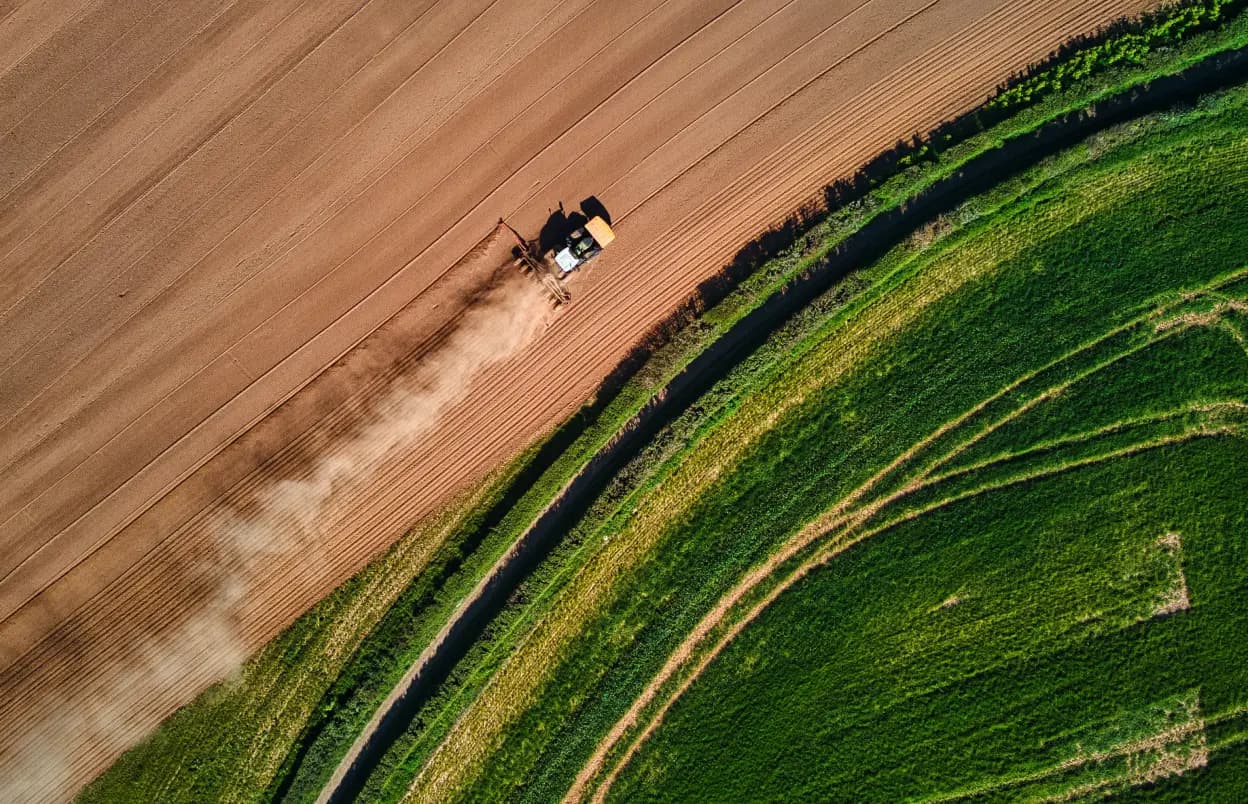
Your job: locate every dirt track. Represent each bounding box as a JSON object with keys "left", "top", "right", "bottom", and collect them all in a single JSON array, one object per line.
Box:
[{"left": 0, "top": 0, "right": 1157, "bottom": 798}]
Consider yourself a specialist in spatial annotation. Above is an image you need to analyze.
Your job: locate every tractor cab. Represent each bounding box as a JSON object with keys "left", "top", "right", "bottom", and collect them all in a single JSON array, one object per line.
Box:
[
  {"left": 553, "top": 216, "right": 615, "bottom": 277},
  {"left": 501, "top": 208, "right": 616, "bottom": 306}
]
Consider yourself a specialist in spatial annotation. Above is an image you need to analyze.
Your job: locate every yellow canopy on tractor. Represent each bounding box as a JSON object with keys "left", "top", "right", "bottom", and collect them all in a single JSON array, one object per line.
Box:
[{"left": 584, "top": 216, "right": 615, "bottom": 248}]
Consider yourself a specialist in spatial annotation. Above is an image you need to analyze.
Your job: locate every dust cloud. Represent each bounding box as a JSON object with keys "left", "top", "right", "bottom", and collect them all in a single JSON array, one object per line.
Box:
[
  {"left": 0, "top": 270, "right": 552, "bottom": 803},
  {"left": 0, "top": 609, "right": 246, "bottom": 803},
  {"left": 215, "top": 271, "right": 551, "bottom": 582}
]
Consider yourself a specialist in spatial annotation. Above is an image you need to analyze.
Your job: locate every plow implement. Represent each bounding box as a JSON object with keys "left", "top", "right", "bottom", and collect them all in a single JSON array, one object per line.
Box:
[{"left": 500, "top": 212, "right": 615, "bottom": 306}]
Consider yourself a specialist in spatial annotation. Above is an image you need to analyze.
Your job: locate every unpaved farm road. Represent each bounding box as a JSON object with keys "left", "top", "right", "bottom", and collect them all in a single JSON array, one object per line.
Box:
[{"left": 0, "top": 0, "right": 1156, "bottom": 799}]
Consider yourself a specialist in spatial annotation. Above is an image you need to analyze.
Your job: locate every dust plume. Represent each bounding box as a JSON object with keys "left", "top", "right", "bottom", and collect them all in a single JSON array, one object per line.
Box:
[
  {"left": 0, "top": 607, "right": 246, "bottom": 803},
  {"left": 0, "top": 268, "right": 552, "bottom": 803},
  {"left": 214, "top": 270, "right": 552, "bottom": 580}
]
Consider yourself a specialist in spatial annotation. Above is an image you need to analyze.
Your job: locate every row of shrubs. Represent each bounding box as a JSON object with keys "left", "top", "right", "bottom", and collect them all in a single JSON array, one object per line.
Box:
[{"left": 988, "top": 0, "right": 1244, "bottom": 111}]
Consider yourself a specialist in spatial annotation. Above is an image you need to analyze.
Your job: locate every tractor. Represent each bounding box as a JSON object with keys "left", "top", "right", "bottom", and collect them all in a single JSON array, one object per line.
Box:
[{"left": 500, "top": 213, "right": 615, "bottom": 305}]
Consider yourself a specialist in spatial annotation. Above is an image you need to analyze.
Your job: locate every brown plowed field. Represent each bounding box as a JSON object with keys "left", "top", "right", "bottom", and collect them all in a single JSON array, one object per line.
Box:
[{"left": 0, "top": 0, "right": 1157, "bottom": 798}]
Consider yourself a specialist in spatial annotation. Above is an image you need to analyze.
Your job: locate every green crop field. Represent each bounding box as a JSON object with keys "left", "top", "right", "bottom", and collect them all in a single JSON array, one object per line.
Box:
[
  {"left": 599, "top": 111, "right": 1248, "bottom": 802},
  {"left": 80, "top": 3, "right": 1248, "bottom": 802}
]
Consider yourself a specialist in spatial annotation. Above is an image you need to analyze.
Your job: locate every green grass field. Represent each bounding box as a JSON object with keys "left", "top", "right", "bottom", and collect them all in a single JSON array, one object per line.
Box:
[
  {"left": 603, "top": 150, "right": 1248, "bottom": 800},
  {"left": 79, "top": 3, "right": 1248, "bottom": 802}
]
